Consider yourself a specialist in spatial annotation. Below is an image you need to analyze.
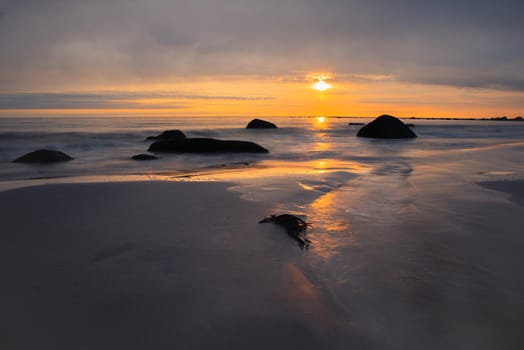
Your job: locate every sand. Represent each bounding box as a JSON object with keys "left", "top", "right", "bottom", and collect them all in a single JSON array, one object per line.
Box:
[
  {"left": 0, "top": 181, "right": 365, "bottom": 350},
  {"left": 479, "top": 179, "right": 524, "bottom": 206},
  {"left": 2, "top": 178, "right": 524, "bottom": 349}
]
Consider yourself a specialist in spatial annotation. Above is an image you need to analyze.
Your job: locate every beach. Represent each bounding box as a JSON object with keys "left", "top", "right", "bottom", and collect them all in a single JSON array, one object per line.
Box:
[
  {"left": 1, "top": 117, "right": 524, "bottom": 349},
  {"left": 0, "top": 181, "right": 365, "bottom": 349},
  {"left": 2, "top": 0, "right": 524, "bottom": 347},
  {"left": 1, "top": 178, "right": 524, "bottom": 349}
]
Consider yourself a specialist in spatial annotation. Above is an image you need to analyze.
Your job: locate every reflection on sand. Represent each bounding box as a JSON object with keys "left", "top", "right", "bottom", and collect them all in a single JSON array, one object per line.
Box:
[
  {"left": 308, "top": 190, "right": 354, "bottom": 260},
  {"left": 277, "top": 263, "right": 346, "bottom": 333},
  {"left": 184, "top": 159, "right": 369, "bottom": 182}
]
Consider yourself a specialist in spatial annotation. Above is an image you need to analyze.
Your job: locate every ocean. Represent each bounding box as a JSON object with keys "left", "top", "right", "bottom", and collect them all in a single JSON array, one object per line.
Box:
[
  {"left": 2, "top": 116, "right": 524, "bottom": 347},
  {"left": 1, "top": 116, "right": 523, "bottom": 184}
]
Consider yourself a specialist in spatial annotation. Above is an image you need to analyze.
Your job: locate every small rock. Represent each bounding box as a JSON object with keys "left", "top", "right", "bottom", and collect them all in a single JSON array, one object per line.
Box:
[
  {"left": 13, "top": 149, "right": 74, "bottom": 163},
  {"left": 246, "top": 119, "right": 277, "bottom": 129},
  {"left": 132, "top": 154, "right": 158, "bottom": 160}
]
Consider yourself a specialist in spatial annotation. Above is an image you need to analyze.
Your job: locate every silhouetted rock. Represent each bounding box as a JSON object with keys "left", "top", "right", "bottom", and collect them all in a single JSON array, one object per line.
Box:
[
  {"left": 349, "top": 122, "right": 365, "bottom": 126},
  {"left": 357, "top": 115, "right": 417, "bottom": 139},
  {"left": 246, "top": 119, "right": 277, "bottom": 129},
  {"left": 13, "top": 149, "right": 74, "bottom": 163},
  {"left": 148, "top": 138, "right": 269, "bottom": 153},
  {"left": 514, "top": 116, "right": 523, "bottom": 121},
  {"left": 148, "top": 138, "right": 269, "bottom": 154},
  {"left": 146, "top": 129, "right": 186, "bottom": 141},
  {"left": 132, "top": 154, "right": 158, "bottom": 160}
]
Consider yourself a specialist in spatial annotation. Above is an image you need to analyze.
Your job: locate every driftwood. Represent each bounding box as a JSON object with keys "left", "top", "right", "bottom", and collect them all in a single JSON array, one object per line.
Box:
[{"left": 259, "top": 214, "right": 312, "bottom": 248}]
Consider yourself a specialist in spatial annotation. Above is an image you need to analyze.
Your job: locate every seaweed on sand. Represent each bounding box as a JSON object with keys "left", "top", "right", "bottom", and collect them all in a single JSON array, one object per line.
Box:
[{"left": 259, "top": 214, "right": 312, "bottom": 248}]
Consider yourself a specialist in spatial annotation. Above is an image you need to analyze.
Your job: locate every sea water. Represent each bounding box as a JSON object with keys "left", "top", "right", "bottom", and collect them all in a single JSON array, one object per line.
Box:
[
  {"left": 1, "top": 116, "right": 523, "bottom": 183},
  {"left": 2, "top": 116, "right": 524, "bottom": 348}
]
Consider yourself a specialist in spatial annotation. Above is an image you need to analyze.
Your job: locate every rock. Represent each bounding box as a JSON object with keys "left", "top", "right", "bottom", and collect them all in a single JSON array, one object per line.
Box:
[
  {"left": 132, "top": 154, "right": 158, "bottom": 160},
  {"left": 13, "top": 149, "right": 74, "bottom": 163},
  {"left": 349, "top": 122, "right": 365, "bottom": 126},
  {"left": 357, "top": 115, "right": 417, "bottom": 139},
  {"left": 246, "top": 119, "right": 277, "bottom": 129},
  {"left": 146, "top": 129, "right": 186, "bottom": 141},
  {"left": 148, "top": 138, "right": 269, "bottom": 154}
]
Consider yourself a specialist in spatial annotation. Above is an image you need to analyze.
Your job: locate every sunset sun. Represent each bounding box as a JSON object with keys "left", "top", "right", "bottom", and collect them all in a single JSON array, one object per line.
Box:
[{"left": 312, "top": 78, "right": 331, "bottom": 91}]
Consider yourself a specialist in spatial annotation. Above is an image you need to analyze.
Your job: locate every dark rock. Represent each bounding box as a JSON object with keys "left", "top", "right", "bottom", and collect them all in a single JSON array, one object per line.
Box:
[
  {"left": 246, "top": 119, "right": 277, "bottom": 129},
  {"left": 13, "top": 149, "right": 74, "bottom": 163},
  {"left": 132, "top": 154, "right": 158, "bottom": 160},
  {"left": 148, "top": 138, "right": 269, "bottom": 154},
  {"left": 357, "top": 115, "right": 417, "bottom": 139},
  {"left": 146, "top": 129, "right": 186, "bottom": 141},
  {"left": 349, "top": 122, "right": 365, "bottom": 126}
]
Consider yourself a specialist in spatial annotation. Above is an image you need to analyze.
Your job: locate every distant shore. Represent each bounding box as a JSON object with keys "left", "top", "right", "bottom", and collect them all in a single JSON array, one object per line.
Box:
[{"left": 326, "top": 115, "right": 524, "bottom": 121}]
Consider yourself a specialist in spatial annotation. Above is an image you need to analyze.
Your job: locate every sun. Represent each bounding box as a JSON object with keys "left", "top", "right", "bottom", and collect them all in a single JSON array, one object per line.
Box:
[{"left": 312, "top": 78, "right": 331, "bottom": 91}]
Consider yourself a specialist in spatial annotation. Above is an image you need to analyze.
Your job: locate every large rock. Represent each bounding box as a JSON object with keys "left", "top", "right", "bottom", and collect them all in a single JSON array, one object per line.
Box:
[
  {"left": 246, "top": 119, "right": 277, "bottom": 129},
  {"left": 148, "top": 138, "right": 269, "bottom": 154},
  {"left": 146, "top": 129, "right": 186, "bottom": 141},
  {"left": 357, "top": 115, "right": 417, "bottom": 139},
  {"left": 13, "top": 149, "right": 74, "bottom": 163},
  {"left": 132, "top": 154, "right": 158, "bottom": 160}
]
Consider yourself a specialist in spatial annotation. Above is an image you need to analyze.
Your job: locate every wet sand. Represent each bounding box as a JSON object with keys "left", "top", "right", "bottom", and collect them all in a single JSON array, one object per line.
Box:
[
  {"left": 2, "top": 178, "right": 524, "bottom": 349},
  {"left": 0, "top": 181, "right": 365, "bottom": 350}
]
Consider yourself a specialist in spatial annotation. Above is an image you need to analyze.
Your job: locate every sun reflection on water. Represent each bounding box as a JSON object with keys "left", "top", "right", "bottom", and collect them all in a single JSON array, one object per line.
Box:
[
  {"left": 307, "top": 190, "right": 355, "bottom": 260},
  {"left": 314, "top": 116, "right": 328, "bottom": 130}
]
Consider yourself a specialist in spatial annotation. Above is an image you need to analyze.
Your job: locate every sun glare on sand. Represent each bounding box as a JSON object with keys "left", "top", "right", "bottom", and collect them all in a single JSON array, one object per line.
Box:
[{"left": 312, "top": 77, "right": 331, "bottom": 91}]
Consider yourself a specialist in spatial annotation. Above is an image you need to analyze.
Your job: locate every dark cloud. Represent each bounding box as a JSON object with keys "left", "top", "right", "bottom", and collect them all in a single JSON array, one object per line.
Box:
[
  {"left": 0, "top": 0, "right": 523, "bottom": 91},
  {"left": 0, "top": 91, "right": 274, "bottom": 109}
]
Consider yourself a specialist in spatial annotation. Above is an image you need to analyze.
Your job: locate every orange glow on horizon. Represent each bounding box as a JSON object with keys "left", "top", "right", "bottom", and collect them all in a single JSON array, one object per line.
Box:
[{"left": 1, "top": 74, "right": 523, "bottom": 118}]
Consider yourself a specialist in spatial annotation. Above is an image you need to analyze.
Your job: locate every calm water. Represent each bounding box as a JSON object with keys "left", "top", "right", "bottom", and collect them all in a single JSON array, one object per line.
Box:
[
  {"left": 1, "top": 116, "right": 524, "bottom": 183},
  {"left": 2, "top": 116, "right": 524, "bottom": 348}
]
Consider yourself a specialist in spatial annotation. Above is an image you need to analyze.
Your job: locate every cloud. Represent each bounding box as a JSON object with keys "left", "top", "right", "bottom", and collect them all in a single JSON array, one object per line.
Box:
[
  {"left": 0, "top": 0, "right": 523, "bottom": 91},
  {"left": 0, "top": 91, "right": 274, "bottom": 109}
]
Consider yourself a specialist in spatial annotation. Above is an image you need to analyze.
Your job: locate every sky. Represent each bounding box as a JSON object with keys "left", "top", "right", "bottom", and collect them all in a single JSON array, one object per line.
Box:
[{"left": 0, "top": 0, "right": 523, "bottom": 117}]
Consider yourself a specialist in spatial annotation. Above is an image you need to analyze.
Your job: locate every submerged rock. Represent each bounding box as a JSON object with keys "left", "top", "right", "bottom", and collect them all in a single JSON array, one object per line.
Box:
[
  {"left": 357, "top": 115, "right": 417, "bottom": 139},
  {"left": 148, "top": 138, "right": 269, "bottom": 154},
  {"left": 13, "top": 149, "right": 74, "bottom": 163},
  {"left": 146, "top": 129, "right": 186, "bottom": 141},
  {"left": 259, "top": 214, "right": 311, "bottom": 248},
  {"left": 132, "top": 154, "right": 158, "bottom": 160},
  {"left": 246, "top": 119, "right": 277, "bottom": 129}
]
